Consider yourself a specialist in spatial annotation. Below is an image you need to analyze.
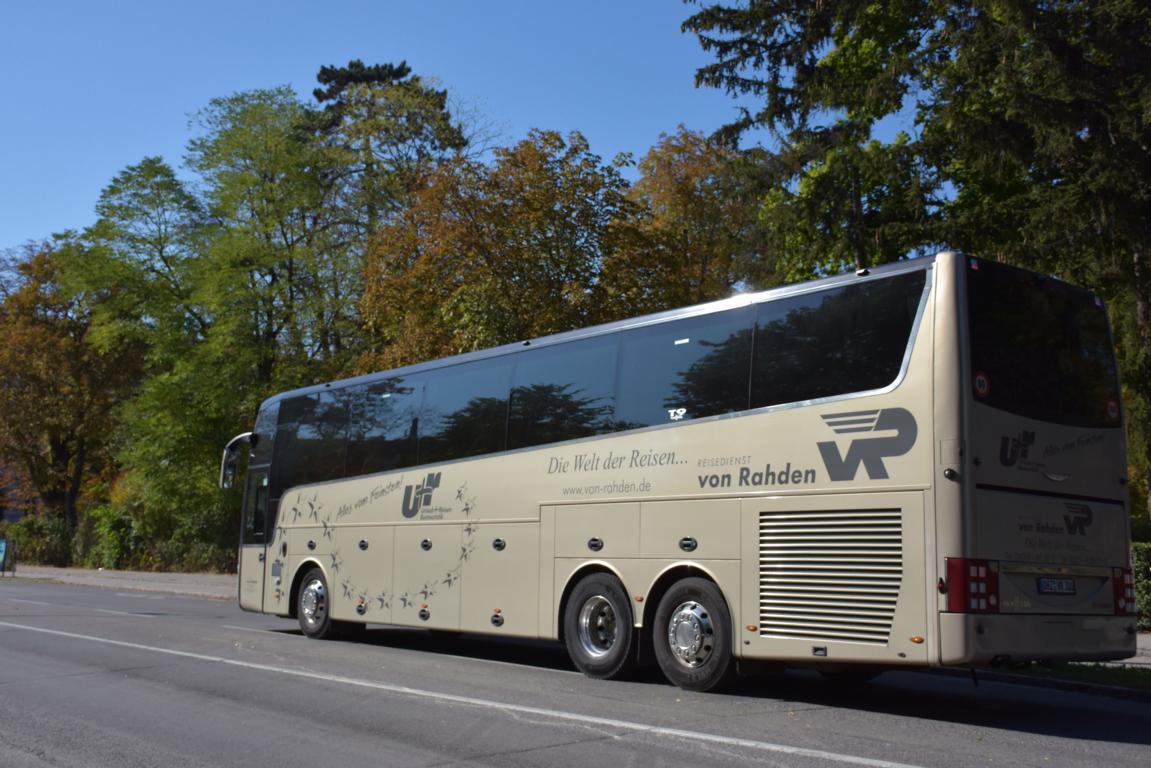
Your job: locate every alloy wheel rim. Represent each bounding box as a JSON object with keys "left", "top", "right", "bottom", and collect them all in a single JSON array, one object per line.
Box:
[{"left": 577, "top": 595, "right": 618, "bottom": 658}]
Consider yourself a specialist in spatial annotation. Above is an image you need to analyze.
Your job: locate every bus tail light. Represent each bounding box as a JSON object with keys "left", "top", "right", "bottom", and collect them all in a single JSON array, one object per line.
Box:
[
  {"left": 945, "top": 558, "right": 1000, "bottom": 613},
  {"left": 1114, "top": 568, "right": 1135, "bottom": 615}
]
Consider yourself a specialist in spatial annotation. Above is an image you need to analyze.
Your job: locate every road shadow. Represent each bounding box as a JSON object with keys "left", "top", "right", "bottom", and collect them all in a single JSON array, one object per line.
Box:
[
  {"left": 722, "top": 665, "right": 1151, "bottom": 747},
  {"left": 273, "top": 624, "right": 581, "bottom": 672}
]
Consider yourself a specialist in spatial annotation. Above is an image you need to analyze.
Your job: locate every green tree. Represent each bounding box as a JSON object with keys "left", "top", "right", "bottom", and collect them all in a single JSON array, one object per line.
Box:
[
  {"left": 67, "top": 157, "right": 209, "bottom": 365},
  {"left": 189, "top": 86, "right": 362, "bottom": 386},
  {"left": 312, "top": 59, "right": 467, "bottom": 234},
  {"left": 685, "top": 1, "right": 938, "bottom": 274},
  {"left": 96, "top": 87, "right": 357, "bottom": 565},
  {"left": 685, "top": 0, "right": 1151, "bottom": 505}
]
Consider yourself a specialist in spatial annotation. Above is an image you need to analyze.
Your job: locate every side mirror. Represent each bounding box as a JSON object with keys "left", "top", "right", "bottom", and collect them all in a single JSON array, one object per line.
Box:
[
  {"left": 220, "top": 457, "right": 238, "bottom": 490},
  {"left": 219, "top": 432, "right": 253, "bottom": 489}
]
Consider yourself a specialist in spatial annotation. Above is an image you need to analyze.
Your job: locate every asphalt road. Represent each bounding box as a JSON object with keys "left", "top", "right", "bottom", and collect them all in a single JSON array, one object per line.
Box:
[{"left": 0, "top": 578, "right": 1147, "bottom": 768}]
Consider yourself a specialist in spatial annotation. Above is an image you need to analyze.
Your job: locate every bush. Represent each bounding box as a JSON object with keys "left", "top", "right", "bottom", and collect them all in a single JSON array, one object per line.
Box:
[
  {"left": 8, "top": 514, "right": 71, "bottom": 566},
  {"left": 1133, "top": 542, "right": 1151, "bottom": 632},
  {"left": 74, "top": 505, "right": 139, "bottom": 570}
]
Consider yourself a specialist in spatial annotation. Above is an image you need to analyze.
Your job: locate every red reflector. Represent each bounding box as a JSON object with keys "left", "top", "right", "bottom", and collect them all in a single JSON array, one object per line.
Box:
[
  {"left": 1114, "top": 567, "right": 1135, "bottom": 616},
  {"left": 945, "top": 558, "right": 1000, "bottom": 614}
]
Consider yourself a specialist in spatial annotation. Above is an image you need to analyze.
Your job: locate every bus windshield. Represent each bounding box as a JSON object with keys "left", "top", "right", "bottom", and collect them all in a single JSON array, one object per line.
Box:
[{"left": 967, "top": 259, "right": 1121, "bottom": 428}]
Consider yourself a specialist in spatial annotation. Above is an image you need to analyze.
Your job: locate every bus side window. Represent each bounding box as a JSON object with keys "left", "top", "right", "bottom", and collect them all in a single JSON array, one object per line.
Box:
[
  {"left": 751, "top": 272, "right": 925, "bottom": 408},
  {"left": 345, "top": 376, "right": 422, "bottom": 477},
  {"left": 616, "top": 306, "right": 753, "bottom": 428},
  {"left": 419, "top": 359, "right": 511, "bottom": 464},
  {"left": 273, "top": 392, "right": 349, "bottom": 491},
  {"left": 508, "top": 336, "right": 619, "bottom": 449}
]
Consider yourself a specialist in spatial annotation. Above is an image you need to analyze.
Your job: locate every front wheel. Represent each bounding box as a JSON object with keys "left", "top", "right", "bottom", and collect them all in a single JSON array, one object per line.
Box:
[
  {"left": 652, "top": 577, "right": 735, "bottom": 692},
  {"left": 297, "top": 567, "right": 335, "bottom": 639},
  {"left": 563, "top": 573, "right": 636, "bottom": 680}
]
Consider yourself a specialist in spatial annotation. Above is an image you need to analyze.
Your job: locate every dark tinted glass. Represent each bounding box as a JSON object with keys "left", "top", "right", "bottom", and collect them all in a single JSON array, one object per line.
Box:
[
  {"left": 250, "top": 401, "right": 279, "bottom": 466},
  {"left": 273, "top": 392, "right": 349, "bottom": 492},
  {"left": 419, "top": 359, "right": 511, "bottom": 464},
  {"left": 241, "top": 470, "right": 269, "bottom": 545},
  {"left": 616, "top": 307, "right": 753, "bottom": 428},
  {"left": 272, "top": 395, "right": 311, "bottom": 495},
  {"left": 751, "top": 270, "right": 925, "bottom": 408},
  {"left": 508, "top": 336, "right": 618, "bottom": 449},
  {"left": 967, "top": 259, "right": 1120, "bottom": 427},
  {"left": 345, "top": 376, "right": 421, "bottom": 476}
]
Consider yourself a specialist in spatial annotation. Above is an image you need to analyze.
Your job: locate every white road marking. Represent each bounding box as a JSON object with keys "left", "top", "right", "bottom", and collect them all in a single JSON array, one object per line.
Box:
[
  {"left": 115, "top": 593, "right": 165, "bottom": 600},
  {"left": 94, "top": 608, "right": 155, "bottom": 619},
  {"left": 0, "top": 620, "right": 924, "bottom": 768},
  {"left": 8, "top": 599, "right": 53, "bottom": 606}
]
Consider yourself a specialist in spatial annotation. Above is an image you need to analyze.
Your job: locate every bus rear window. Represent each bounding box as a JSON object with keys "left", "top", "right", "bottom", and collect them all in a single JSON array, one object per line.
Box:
[{"left": 967, "top": 260, "right": 1120, "bottom": 428}]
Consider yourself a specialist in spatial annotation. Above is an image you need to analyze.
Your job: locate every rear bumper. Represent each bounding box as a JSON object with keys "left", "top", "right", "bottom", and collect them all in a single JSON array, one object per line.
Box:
[{"left": 939, "top": 612, "right": 1137, "bottom": 666}]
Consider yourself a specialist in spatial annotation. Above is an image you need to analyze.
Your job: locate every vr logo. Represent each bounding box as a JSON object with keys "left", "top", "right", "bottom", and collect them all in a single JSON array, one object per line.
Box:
[
  {"left": 1063, "top": 503, "right": 1093, "bottom": 536},
  {"left": 402, "top": 472, "right": 442, "bottom": 518},
  {"left": 817, "top": 409, "right": 918, "bottom": 481}
]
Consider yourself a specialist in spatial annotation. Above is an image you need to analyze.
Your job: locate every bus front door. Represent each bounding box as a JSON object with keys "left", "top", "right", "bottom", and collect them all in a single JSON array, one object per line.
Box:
[{"left": 238, "top": 469, "right": 270, "bottom": 612}]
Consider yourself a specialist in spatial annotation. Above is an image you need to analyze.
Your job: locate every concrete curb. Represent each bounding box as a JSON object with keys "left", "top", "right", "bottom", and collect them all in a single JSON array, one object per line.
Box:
[{"left": 9, "top": 565, "right": 235, "bottom": 601}]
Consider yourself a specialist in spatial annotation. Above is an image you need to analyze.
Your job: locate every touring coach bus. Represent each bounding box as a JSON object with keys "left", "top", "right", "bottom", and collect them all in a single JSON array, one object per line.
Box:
[{"left": 220, "top": 251, "right": 1136, "bottom": 691}]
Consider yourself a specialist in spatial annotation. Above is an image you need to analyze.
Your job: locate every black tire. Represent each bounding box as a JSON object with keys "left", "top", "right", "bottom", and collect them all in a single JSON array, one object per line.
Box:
[
  {"left": 563, "top": 573, "right": 637, "bottom": 680},
  {"left": 297, "top": 567, "right": 336, "bottom": 639},
  {"left": 652, "top": 577, "right": 735, "bottom": 692}
]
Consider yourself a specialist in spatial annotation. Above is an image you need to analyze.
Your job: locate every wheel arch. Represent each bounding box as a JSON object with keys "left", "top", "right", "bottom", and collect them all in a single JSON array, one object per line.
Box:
[
  {"left": 640, "top": 563, "right": 730, "bottom": 628},
  {"left": 556, "top": 561, "right": 630, "bottom": 642}
]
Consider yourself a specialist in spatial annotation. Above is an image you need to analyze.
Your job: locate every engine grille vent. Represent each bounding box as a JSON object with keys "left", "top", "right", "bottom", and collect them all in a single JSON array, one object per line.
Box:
[{"left": 758, "top": 508, "right": 902, "bottom": 645}]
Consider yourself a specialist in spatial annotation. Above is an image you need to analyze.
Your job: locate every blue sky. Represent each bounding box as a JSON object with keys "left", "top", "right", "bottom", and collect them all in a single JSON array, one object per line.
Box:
[{"left": 0, "top": 1, "right": 760, "bottom": 251}]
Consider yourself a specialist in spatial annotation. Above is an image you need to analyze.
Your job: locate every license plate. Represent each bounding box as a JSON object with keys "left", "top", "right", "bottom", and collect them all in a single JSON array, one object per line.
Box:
[{"left": 1037, "top": 577, "right": 1076, "bottom": 595}]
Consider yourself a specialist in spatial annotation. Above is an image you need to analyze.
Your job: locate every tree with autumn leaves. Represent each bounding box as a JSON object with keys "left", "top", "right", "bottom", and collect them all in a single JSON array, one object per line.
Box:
[
  {"left": 0, "top": 244, "right": 143, "bottom": 537},
  {"left": 360, "top": 126, "right": 756, "bottom": 369}
]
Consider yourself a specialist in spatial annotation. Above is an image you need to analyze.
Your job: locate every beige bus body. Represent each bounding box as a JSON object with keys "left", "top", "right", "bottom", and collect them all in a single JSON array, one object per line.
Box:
[{"left": 235, "top": 251, "right": 1136, "bottom": 677}]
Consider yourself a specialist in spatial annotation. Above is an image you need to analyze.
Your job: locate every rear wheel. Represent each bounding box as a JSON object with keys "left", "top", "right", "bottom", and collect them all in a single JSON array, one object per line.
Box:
[
  {"left": 652, "top": 577, "right": 735, "bottom": 692},
  {"left": 563, "top": 573, "right": 636, "bottom": 680}
]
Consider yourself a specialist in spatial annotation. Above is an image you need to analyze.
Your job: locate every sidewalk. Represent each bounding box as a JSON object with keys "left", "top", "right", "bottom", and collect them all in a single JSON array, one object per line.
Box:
[
  {"left": 1126, "top": 630, "right": 1151, "bottom": 667},
  {"left": 8, "top": 565, "right": 235, "bottom": 600}
]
